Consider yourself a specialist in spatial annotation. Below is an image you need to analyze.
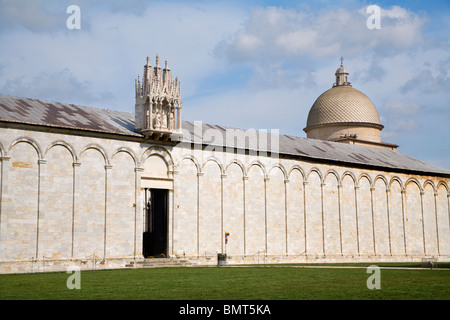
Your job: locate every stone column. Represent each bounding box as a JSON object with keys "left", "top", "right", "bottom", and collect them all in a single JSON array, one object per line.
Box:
[
  {"left": 303, "top": 181, "right": 308, "bottom": 256},
  {"left": 337, "top": 183, "right": 343, "bottom": 256},
  {"left": 370, "top": 186, "right": 376, "bottom": 256},
  {"left": 243, "top": 175, "right": 249, "bottom": 256},
  {"left": 35, "top": 159, "right": 47, "bottom": 261},
  {"left": 197, "top": 172, "right": 203, "bottom": 258},
  {"left": 0, "top": 156, "right": 10, "bottom": 236},
  {"left": 354, "top": 185, "right": 360, "bottom": 256},
  {"left": 420, "top": 190, "right": 426, "bottom": 256},
  {"left": 71, "top": 161, "right": 81, "bottom": 258},
  {"left": 104, "top": 164, "right": 112, "bottom": 260},
  {"left": 433, "top": 191, "right": 440, "bottom": 256},
  {"left": 386, "top": 187, "right": 392, "bottom": 256},
  {"left": 320, "top": 182, "right": 326, "bottom": 256},
  {"left": 284, "top": 179, "right": 289, "bottom": 256},
  {"left": 401, "top": 189, "right": 407, "bottom": 256},
  {"left": 170, "top": 167, "right": 179, "bottom": 257},
  {"left": 134, "top": 167, "right": 144, "bottom": 259},
  {"left": 220, "top": 173, "right": 226, "bottom": 253}
]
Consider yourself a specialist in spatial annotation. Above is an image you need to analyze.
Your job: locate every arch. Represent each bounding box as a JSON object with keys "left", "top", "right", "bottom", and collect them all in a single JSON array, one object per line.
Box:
[
  {"left": 40, "top": 142, "right": 74, "bottom": 260},
  {"left": 199, "top": 158, "right": 222, "bottom": 255},
  {"left": 341, "top": 171, "right": 358, "bottom": 255},
  {"left": 305, "top": 168, "right": 323, "bottom": 255},
  {"left": 374, "top": 174, "right": 388, "bottom": 190},
  {"left": 323, "top": 168, "right": 340, "bottom": 255},
  {"left": 373, "top": 175, "right": 390, "bottom": 255},
  {"left": 422, "top": 181, "right": 439, "bottom": 255},
  {"left": 269, "top": 163, "right": 288, "bottom": 181},
  {"left": 404, "top": 177, "right": 424, "bottom": 255},
  {"left": 267, "top": 163, "right": 286, "bottom": 255},
  {"left": 358, "top": 173, "right": 373, "bottom": 188},
  {"left": 422, "top": 180, "right": 436, "bottom": 194},
  {"left": 307, "top": 167, "right": 323, "bottom": 183},
  {"left": 108, "top": 150, "right": 138, "bottom": 259},
  {"left": 8, "top": 136, "right": 43, "bottom": 160},
  {"left": 79, "top": 143, "right": 109, "bottom": 166},
  {"left": 173, "top": 154, "right": 199, "bottom": 257},
  {"left": 176, "top": 155, "right": 201, "bottom": 174},
  {"left": 405, "top": 177, "right": 424, "bottom": 193},
  {"left": 436, "top": 182, "right": 450, "bottom": 256},
  {"left": 246, "top": 159, "right": 267, "bottom": 255},
  {"left": 248, "top": 160, "right": 268, "bottom": 180},
  {"left": 286, "top": 164, "right": 305, "bottom": 255},
  {"left": 202, "top": 157, "right": 224, "bottom": 175},
  {"left": 357, "top": 173, "right": 374, "bottom": 254},
  {"left": 45, "top": 140, "right": 76, "bottom": 163},
  {"left": 288, "top": 165, "right": 306, "bottom": 182},
  {"left": 225, "top": 159, "right": 246, "bottom": 177},
  {"left": 141, "top": 145, "right": 174, "bottom": 170},
  {"left": 5, "top": 137, "right": 40, "bottom": 260},
  {"left": 436, "top": 181, "right": 449, "bottom": 194},
  {"left": 74, "top": 143, "right": 107, "bottom": 259},
  {"left": 325, "top": 169, "right": 340, "bottom": 184},
  {"left": 111, "top": 147, "right": 138, "bottom": 167},
  {"left": 389, "top": 176, "right": 404, "bottom": 192},
  {"left": 389, "top": 177, "right": 405, "bottom": 255},
  {"left": 341, "top": 171, "right": 357, "bottom": 187}
]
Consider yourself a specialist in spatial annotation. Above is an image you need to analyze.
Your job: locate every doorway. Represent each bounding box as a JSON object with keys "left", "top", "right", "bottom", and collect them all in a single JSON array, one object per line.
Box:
[{"left": 143, "top": 188, "right": 168, "bottom": 258}]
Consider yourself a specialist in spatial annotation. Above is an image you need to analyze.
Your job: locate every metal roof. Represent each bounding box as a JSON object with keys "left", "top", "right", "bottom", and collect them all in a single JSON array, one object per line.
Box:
[
  {"left": 1, "top": 94, "right": 449, "bottom": 176},
  {"left": 0, "top": 94, "right": 139, "bottom": 136},
  {"left": 180, "top": 121, "right": 450, "bottom": 176}
]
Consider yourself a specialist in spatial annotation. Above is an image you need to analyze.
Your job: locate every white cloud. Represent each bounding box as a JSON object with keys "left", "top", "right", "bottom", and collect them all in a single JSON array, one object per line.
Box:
[
  {"left": 217, "top": 5, "right": 426, "bottom": 61},
  {"left": 1, "top": 68, "right": 115, "bottom": 104},
  {"left": 0, "top": 0, "right": 63, "bottom": 33},
  {"left": 213, "top": 5, "right": 428, "bottom": 91},
  {"left": 383, "top": 99, "right": 421, "bottom": 116}
]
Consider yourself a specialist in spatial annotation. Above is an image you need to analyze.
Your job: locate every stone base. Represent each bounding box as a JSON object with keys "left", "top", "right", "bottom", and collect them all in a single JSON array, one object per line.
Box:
[
  {"left": 2, "top": 254, "right": 449, "bottom": 274},
  {"left": 0, "top": 256, "right": 144, "bottom": 274}
]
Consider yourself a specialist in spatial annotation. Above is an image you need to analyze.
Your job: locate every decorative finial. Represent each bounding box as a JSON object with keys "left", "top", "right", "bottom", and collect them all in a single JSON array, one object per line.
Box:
[
  {"left": 340, "top": 56, "right": 344, "bottom": 66},
  {"left": 165, "top": 60, "right": 168, "bottom": 70},
  {"left": 146, "top": 56, "right": 150, "bottom": 66},
  {"left": 156, "top": 54, "right": 160, "bottom": 67}
]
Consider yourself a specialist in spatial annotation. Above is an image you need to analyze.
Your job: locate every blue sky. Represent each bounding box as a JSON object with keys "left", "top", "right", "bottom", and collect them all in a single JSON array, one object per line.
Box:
[{"left": 1, "top": 0, "right": 449, "bottom": 169}]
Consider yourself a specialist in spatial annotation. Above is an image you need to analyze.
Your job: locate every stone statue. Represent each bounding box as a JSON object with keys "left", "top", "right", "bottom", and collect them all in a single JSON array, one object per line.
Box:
[
  {"left": 156, "top": 110, "right": 161, "bottom": 129},
  {"left": 168, "top": 111, "right": 174, "bottom": 131},
  {"left": 162, "top": 109, "right": 167, "bottom": 129}
]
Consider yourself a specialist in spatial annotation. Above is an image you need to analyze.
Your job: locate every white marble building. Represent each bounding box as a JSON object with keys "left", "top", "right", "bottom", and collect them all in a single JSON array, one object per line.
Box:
[{"left": 0, "top": 56, "right": 449, "bottom": 273}]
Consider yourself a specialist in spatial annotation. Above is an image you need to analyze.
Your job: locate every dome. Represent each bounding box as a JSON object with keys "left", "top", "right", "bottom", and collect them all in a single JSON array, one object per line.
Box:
[
  {"left": 305, "top": 85, "right": 382, "bottom": 129},
  {"left": 302, "top": 59, "right": 397, "bottom": 150}
]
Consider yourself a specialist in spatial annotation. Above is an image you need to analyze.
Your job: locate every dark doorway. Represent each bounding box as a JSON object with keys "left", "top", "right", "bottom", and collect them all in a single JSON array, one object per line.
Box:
[{"left": 143, "top": 188, "right": 168, "bottom": 258}]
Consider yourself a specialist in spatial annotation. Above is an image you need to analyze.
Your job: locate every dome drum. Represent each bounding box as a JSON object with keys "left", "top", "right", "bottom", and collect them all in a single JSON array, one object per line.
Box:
[{"left": 304, "top": 122, "right": 384, "bottom": 143}]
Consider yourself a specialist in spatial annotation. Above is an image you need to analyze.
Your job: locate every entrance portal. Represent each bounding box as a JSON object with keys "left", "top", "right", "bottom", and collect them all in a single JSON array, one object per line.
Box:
[{"left": 143, "top": 188, "right": 168, "bottom": 258}]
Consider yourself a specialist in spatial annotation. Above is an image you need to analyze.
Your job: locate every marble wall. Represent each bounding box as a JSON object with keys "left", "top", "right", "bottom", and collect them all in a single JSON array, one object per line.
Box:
[{"left": 0, "top": 126, "right": 449, "bottom": 273}]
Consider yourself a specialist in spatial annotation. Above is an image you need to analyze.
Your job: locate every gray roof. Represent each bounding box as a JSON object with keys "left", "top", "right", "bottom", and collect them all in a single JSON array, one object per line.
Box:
[
  {"left": 1, "top": 94, "right": 449, "bottom": 176},
  {"left": 0, "top": 94, "right": 139, "bottom": 136}
]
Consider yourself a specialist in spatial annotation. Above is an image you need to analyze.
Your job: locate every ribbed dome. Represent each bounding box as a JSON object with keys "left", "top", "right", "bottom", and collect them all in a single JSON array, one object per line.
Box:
[{"left": 306, "top": 85, "right": 381, "bottom": 129}]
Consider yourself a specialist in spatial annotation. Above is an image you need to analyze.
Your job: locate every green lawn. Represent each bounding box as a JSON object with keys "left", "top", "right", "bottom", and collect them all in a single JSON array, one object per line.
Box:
[{"left": 1, "top": 265, "right": 449, "bottom": 300}]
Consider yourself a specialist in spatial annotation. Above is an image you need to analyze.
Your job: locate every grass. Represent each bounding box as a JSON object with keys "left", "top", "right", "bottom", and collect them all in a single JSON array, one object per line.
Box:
[{"left": 1, "top": 264, "right": 449, "bottom": 300}]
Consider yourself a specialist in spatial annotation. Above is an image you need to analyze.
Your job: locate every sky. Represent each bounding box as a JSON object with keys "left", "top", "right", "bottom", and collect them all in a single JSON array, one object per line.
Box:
[{"left": 0, "top": 0, "right": 449, "bottom": 169}]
